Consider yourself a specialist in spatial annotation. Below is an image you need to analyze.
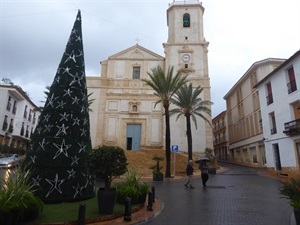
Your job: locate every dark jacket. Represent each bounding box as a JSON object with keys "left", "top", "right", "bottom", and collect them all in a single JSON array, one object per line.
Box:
[{"left": 186, "top": 163, "right": 194, "bottom": 176}]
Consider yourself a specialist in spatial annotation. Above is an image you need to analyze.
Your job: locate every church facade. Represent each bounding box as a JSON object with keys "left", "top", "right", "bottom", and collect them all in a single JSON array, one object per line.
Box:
[{"left": 87, "top": 1, "right": 213, "bottom": 153}]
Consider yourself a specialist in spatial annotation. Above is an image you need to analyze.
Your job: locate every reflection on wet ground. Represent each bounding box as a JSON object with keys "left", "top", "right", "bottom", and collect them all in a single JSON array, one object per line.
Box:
[{"left": 0, "top": 167, "right": 16, "bottom": 189}]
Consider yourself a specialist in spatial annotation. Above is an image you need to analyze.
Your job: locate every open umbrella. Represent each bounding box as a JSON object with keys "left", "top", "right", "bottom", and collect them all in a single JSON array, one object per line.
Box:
[{"left": 195, "top": 157, "right": 210, "bottom": 164}]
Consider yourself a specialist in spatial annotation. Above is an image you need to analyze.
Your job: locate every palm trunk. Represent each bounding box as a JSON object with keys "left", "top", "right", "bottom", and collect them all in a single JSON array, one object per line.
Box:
[
  {"left": 186, "top": 115, "right": 193, "bottom": 160},
  {"left": 165, "top": 105, "right": 171, "bottom": 178}
]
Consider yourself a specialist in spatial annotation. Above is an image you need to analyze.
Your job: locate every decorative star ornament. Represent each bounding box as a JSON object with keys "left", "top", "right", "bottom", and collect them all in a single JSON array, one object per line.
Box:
[
  {"left": 56, "top": 124, "right": 69, "bottom": 136},
  {"left": 45, "top": 94, "right": 58, "bottom": 108},
  {"left": 78, "top": 142, "right": 86, "bottom": 153},
  {"left": 82, "top": 173, "right": 92, "bottom": 188},
  {"left": 72, "top": 183, "right": 84, "bottom": 198},
  {"left": 44, "top": 124, "right": 53, "bottom": 133},
  {"left": 71, "top": 155, "right": 79, "bottom": 166},
  {"left": 73, "top": 117, "right": 80, "bottom": 126},
  {"left": 43, "top": 114, "right": 51, "bottom": 122},
  {"left": 32, "top": 175, "right": 41, "bottom": 187},
  {"left": 29, "top": 155, "right": 37, "bottom": 165},
  {"left": 45, "top": 174, "right": 65, "bottom": 197},
  {"left": 59, "top": 112, "right": 70, "bottom": 122},
  {"left": 53, "top": 139, "right": 71, "bottom": 159},
  {"left": 80, "top": 128, "right": 87, "bottom": 137},
  {"left": 67, "top": 169, "right": 76, "bottom": 179},
  {"left": 38, "top": 138, "right": 49, "bottom": 151}
]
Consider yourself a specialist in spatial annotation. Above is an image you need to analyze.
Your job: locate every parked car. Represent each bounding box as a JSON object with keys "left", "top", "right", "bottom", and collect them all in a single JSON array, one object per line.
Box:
[{"left": 0, "top": 154, "right": 20, "bottom": 168}]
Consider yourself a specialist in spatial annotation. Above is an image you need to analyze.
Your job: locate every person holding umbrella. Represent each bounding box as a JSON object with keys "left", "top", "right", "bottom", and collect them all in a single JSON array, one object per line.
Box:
[
  {"left": 195, "top": 157, "right": 210, "bottom": 187},
  {"left": 199, "top": 161, "right": 209, "bottom": 187}
]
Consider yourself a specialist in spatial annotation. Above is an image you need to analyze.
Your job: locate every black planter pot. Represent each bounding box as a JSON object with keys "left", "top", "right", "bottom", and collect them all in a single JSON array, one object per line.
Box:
[
  {"left": 153, "top": 173, "right": 164, "bottom": 181},
  {"left": 97, "top": 188, "right": 117, "bottom": 214}
]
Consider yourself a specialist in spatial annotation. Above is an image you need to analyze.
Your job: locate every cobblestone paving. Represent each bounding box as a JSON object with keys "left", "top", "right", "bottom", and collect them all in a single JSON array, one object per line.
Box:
[{"left": 142, "top": 163, "right": 293, "bottom": 225}]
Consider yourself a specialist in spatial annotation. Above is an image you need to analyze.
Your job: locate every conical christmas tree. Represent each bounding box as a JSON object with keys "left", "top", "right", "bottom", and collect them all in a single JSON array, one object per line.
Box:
[{"left": 25, "top": 10, "right": 94, "bottom": 203}]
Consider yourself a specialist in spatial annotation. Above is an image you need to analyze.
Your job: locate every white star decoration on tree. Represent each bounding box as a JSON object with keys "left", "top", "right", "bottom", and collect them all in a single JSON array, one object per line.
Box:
[
  {"left": 44, "top": 124, "right": 53, "bottom": 133},
  {"left": 32, "top": 175, "right": 41, "bottom": 187},
  {"left": 38, "top": 138, "right": 49, "bottom": 151},
  {"left": 45, "top": 174, "right": 65, "bottom": 197},
  {"left": 56, "top": 100, "right": 66, "bottom": 109},
  {"left": 82, "top": 173, "right": 92, "bottom": 188},
  {"left": 69, "top": 72, "right": 82, "bottom": 86},
  {"left": 46, "top": 94, "right": 58, "bottom": 108},
  {"left": 72, "top": 183, "right": 84, "bottom": 198},
  {"left": 53, "top": 139, "right": 71, "bottom": 159},
  {"left": 56, "top": 124, "right": 69, "bottom": 136},
  {"left": 59, "top": 112, "right": 70, "bottom": 121},
  {"left": 80, "top": 128, "right": 87, "bottom": 137},
  {"left": 73, "top": 117, "right": 80, "bottom": 126},
  {"left": 28, "top": 155, "right": 37, "bottom": 165},
  {"left": 43, "top": 114, "right": 51, "bottom": 122},
  {"left": 36, "top": 127, "right": 42, "bottom": 135},
  {"left": 78, "top": 142, "right": 86, "bottom": 153},
  {"left": 71, "top": 155, "right": 79, "bottom": 166},
  {"left": 63, "top": 88, "right": 73, "bottom": 97},
  {"left": 71, "top": 96, "right": 80, "bottom": 105},
  {"left": 67, "top": 169, "right": 76, "bottom": 179}
]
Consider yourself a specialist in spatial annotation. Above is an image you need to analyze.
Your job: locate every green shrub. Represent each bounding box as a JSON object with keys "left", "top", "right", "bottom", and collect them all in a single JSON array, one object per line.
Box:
[
  {"left": 87, "top": 145, "right": 128, "bottom": 190},
  {"left": 0, "top": 167, "right": 43, "bottom": 224},
  {"left": 113, "top": 170, "right": 150, "bottom": 204}
]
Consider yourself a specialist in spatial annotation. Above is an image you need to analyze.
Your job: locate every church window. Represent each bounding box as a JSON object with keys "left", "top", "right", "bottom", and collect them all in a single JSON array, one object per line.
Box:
[
  {"left": 185, "top": 64, "right": 188, "bottom": 68},
  {"left": 183, "top": 14, "right": 190, "bottom": 27},
  {"left": 132, "top": 66, "right": 140, "bottom": 79}
]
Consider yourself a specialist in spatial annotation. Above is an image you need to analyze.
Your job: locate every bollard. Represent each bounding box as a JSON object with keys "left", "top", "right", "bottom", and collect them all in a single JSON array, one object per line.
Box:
[
  {"left": 124, "top": 197, "right": 132, "bottom": 222},
  {"left": 151, "top": 186, "right": 155, "bottom": 202},
  {"left": 147, "top": 192, "right": 153, "bottom": 211},
  {"left": 77, "top": 203, "right": 86, "bottom": 225}
]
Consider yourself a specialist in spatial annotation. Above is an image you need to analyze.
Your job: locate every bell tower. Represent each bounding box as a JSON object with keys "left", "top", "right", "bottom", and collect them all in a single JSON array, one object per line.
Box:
[{"left": 164, "top": 0, "right": 213, "bottom": 152}]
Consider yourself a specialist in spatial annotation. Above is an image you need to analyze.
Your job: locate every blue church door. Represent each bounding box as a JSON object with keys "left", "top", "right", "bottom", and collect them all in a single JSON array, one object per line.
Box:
[{"left": 126, "top": 124, "right": 141, "bottom": 150}]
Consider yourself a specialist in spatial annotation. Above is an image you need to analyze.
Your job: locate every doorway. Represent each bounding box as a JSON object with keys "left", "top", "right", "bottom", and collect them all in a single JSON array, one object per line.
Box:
[
  {"left": 126, "top": 124, "right": 141, "bottom": 150},
  {"left": 273, "top": 144, "right": 282, "bottom": 170}
]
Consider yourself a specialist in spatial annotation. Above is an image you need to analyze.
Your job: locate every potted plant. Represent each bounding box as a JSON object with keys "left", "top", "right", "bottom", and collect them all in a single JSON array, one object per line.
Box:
[
  {"left": 0, "top": 167, "right": 43, "bottom": 225},
  {"left": 113, "top": 170, "right": 150, "bottom": 204},
  {"left": 150, "top": 155, "right": 164, "bottom": 181},
  {"left": 87, "top": 145, "right": 128, "bottom": 214},
  {"left": 279, "top": 178, "right": 300, "bottom": 225}
]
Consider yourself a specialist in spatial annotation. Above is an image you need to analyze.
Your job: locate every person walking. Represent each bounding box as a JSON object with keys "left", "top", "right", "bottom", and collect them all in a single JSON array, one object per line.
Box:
[
  {"left": 184, "top": 160, "right": 194, "bottom": 189},
  {"left": 199, "top": 161, "right": 209, "bottom": 187}
]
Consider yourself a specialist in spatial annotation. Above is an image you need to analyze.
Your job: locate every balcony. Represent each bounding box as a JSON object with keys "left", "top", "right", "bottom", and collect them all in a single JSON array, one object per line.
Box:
[
  {"left": 213, "top": 136, "right": 227, "bottom": 145},
  {"left": 283, "top": 119, "right": 300, "bottom": 135}
]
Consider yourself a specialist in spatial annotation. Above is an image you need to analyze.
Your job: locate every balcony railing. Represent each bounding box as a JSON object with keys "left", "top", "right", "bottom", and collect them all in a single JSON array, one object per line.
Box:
[
  {"left": 213, "top": 122, "right": 226, "bottom": 131},
  {"left": 213, "top": 136, "right": 227, "bottom": 145},
  {"left": 283, "top": 119, "right": 300, "bottom": 135}
]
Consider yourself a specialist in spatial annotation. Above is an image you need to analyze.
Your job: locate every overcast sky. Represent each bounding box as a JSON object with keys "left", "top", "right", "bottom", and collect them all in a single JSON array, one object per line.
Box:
[{"left": 1, "top": 0, "right": 300, "bottom": 117}]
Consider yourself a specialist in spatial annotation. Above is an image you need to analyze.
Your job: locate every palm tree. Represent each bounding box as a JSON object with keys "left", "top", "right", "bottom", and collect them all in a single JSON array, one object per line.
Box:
[
  {"left": 142, "top": 66, "right": 187, "bottom": 177},
  {"left": 170, "top": 83, "right": 213, "bottom": 160}
]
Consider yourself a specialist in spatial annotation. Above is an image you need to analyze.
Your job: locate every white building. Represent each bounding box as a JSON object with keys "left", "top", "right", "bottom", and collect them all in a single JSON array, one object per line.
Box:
[
  {"left": 87, "top": 0, "right": 213, "bottom": 153},
  {"left": 223, "top": 58, "right": 285, "bottom": 167},
  {"left": 256, "top": 50, "right": 300, "bottom": 177},
  {"left": 0, "top": 84, "right": 41, "bottom": 150}
]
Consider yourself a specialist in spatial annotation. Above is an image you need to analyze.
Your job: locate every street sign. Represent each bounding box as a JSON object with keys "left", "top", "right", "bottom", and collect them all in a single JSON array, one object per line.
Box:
[{"left": 171, "top": 145, "right": 178, "bottom": 153}]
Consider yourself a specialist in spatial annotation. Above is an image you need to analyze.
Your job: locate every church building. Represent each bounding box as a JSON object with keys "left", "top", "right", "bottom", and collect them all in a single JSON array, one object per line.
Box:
[{"left": 87, "top": 0, "right": 213, "bottom": 153}]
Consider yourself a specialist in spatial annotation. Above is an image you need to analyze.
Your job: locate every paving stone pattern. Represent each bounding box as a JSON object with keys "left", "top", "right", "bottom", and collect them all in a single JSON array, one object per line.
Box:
[{"left": 142, "top": 163, "right": 293, "bottom": 225}]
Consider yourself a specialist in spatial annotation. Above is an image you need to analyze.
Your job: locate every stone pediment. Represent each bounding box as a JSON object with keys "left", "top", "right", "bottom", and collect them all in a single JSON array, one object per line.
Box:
[{"left": 107, "top": 44, "right": 164, "bottom": 61}]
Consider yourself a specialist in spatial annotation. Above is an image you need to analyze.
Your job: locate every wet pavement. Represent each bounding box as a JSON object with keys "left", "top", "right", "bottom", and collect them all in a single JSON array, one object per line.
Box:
[
  {"left": 0, "top": 163, "right": 295, "bottom": 225},
  {"left": 141, "top": 163, "right": 293, "bottom": 225}
]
